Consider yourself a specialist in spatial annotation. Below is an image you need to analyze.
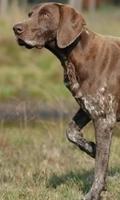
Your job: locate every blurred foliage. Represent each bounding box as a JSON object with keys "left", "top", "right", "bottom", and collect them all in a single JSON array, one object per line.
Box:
[
  {"left": 0, "top": 6, "right": 120, "bottom": 103},
  {"left": 27, "top": 0, "right": 120, "bottom": 5}
]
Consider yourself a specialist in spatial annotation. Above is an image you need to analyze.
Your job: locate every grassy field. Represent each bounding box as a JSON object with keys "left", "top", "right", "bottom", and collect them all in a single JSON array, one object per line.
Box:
[
  {"left": 0, "top": 122, "right": 120, "bottom": 200},
  {"left": 0, "top": 5, "right": 120, "bottom": 200}
]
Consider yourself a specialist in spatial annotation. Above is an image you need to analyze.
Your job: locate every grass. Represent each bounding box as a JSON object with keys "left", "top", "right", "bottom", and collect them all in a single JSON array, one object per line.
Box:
[
  {"left": 0, "top": 38, "right": 69, "bottom": 103},
  {"left": 0, "top": 6, "right": 120, "bottom": 102},
  {"left": 0, "top": 122, "right": 120, "bottom": 199}
]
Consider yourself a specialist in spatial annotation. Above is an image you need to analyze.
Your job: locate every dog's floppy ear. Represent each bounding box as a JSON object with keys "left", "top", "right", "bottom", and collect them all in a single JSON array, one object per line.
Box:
[{"left": 57, "top": 5, "right": 86, "bottom": 49}]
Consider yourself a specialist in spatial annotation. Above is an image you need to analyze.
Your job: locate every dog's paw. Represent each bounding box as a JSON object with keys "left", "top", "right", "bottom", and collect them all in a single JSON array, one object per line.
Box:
[
  {"left": 84, "top": 192, "right": 92, "bottom": 200},
  {"left": 84, "top": 192, "right": 101, "bottom": 200},
  {"left": 80, "top": 194, "right": 85, "bottom": 200}
]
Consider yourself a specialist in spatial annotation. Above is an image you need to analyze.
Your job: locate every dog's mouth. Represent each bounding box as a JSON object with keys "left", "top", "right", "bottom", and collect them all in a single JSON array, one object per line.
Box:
[
  {"left": 17, "top": 38, "right": 43, "bottom": 49},
  {"left": 17, "top": 38, "right": 35, "bottom": 49}
]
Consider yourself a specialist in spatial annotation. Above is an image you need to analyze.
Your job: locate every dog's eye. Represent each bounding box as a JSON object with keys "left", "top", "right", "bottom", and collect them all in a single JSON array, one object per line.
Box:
[
  {"left": 40, "top": 9, "right": 49, "bottom": 18},
  {"left": 43, "top": 11, "right": 49, "bottom": 18},
  {"left": 28, "top": 12, "right": 33, "bottom": 17}
]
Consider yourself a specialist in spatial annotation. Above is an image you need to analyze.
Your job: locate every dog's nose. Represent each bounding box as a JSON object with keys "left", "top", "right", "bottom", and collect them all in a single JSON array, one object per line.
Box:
[{"left": 13, "top": 24, "right": 24, "bottom": 35}]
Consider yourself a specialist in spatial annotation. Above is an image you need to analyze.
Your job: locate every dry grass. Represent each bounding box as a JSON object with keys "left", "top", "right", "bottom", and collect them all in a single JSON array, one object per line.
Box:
[{"left": 0, "top": 122, "right": 120, "bottom": 199}]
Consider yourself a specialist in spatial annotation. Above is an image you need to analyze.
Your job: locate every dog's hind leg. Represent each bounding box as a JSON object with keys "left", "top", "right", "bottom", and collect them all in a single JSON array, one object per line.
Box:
[{"left": 66, "top": 109, "right": 96, "bottom": 158}]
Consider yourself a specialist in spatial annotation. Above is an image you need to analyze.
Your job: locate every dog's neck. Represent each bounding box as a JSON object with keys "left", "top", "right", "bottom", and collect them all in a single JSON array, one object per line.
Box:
[
  {"left": 45, "top": 28, "right": 93, "bottom": 68},
  {"left": 45, "top": 29, "right": 96, "bottom": 98},
  {"left": 45, "top": 39, "right": 77, "bottom": 68}
]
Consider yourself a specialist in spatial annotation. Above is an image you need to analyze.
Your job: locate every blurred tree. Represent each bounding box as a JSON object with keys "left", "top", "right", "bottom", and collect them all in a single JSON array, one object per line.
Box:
[
  {"left": 69, "top": 0, "right": 96, "bottom": 11},
  {"left": 83, "top": 0, "right": 96, "bottom": 10},
  {"left": 11, "top": 0, "right": 27, "bottom": 7},
  {"left": 0, "top": 0, "right": 8, "bottom": 16},
  {"left": 70, "top": 0, "right": 120, "bottom": 10},
  {"left": 21, "top": 0, "right": 27, "bottom": 7},
  {"left": 69, "top": 0, "right": 82, "bottom": 10},
  {"left": 28, "top": 0, "right": 68, "bottom": 3},
  {"left": 113, "top": 0, "right": 120, "bottom": 5}
]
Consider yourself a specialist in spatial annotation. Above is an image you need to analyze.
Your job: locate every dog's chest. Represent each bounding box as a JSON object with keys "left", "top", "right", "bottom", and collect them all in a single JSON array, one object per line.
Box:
[
  {"left": 64, "top": 74, "right": 115, "bottom": 120},
  {"left": 80, "top": 91, "right": 115, "bottom": 120},
  {"left": 63, "top": 60, "right": 116, "bottom": 120}
]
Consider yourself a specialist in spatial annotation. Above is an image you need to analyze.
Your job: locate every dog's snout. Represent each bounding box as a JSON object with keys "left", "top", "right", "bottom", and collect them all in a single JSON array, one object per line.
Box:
[{"left": 13, "top": 24, "right": 24, "bottom": 35}]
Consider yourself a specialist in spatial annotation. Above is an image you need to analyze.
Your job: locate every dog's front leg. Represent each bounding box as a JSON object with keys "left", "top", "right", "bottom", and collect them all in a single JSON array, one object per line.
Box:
[
  {"left": 66, "top": 109, "right": 96, "bottom": 158},
  {"left": 85, "top": 115, "right": 115, "bottom": 200}
]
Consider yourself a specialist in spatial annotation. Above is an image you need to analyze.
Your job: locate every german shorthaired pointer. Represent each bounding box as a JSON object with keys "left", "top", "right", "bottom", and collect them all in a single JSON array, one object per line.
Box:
[{"left": 13, "top": 3, "right": 120, "bottom": 200}]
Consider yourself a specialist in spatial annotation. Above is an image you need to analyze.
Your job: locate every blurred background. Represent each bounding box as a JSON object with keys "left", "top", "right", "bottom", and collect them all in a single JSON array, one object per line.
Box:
[
  {"left": 0, "top": 0, "right": 120, "bottom": 122},
  {"left": 0, "top": 1, "right": 120, "bottom": 200}
]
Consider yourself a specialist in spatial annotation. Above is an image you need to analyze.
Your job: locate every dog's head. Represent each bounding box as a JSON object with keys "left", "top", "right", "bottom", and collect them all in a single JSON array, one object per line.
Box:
[{"left": 13, "top": 3, "right": 86, "bottom": 49}]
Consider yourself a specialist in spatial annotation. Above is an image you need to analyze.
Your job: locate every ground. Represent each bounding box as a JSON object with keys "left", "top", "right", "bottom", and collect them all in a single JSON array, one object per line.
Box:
[{"left": 0, "top": 122, "right": 120, "bottom": 200}]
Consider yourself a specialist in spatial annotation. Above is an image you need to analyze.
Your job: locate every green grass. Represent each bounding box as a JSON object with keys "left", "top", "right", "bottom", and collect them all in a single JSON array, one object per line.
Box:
[
  {"left": 0, "top": 38, "right": 72, "bottom": 103},
  {"left": 0, "top": 122, "right": 119, "bottom": 199},
  {"left": 0, "top": 6, "right": 120, "bottom": 102}
]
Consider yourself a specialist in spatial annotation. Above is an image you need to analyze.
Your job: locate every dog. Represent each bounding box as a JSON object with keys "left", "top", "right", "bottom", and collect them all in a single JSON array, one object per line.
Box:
[{"left": 13, "top": 2, "right": 120, "bottom": 200}]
